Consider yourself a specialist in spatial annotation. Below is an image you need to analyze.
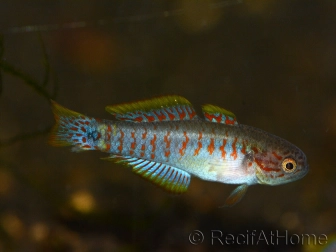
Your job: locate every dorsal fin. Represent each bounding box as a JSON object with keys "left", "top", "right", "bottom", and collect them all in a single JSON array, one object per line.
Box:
[
  {"left": 102, "top": 155, "right": 191, "bottom": 193},
  {"left": 105, "top": 95, "right": 198, "bottom": 123},
  {"left": 202, "top": 104, "right": 238, "bottom": 125}
]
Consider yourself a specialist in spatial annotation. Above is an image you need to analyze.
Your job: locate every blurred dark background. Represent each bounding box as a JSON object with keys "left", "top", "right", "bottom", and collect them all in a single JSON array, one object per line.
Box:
[{"left": 0, "top": 0, "right": 335, "bottom": 251}]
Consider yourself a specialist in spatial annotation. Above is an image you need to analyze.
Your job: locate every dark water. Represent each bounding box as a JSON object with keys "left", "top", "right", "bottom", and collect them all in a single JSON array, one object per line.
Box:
[{"left": 0, "top": 1, "right": 335, "bottom": 251}]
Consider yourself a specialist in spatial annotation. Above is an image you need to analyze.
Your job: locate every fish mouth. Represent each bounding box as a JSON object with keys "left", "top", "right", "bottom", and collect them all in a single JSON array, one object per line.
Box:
[
  {"left": 291, "top": 164, "right": 309, "bottom": 181},
  {"left": 301, "top": 164, "right": 309, "bottom": 177}
]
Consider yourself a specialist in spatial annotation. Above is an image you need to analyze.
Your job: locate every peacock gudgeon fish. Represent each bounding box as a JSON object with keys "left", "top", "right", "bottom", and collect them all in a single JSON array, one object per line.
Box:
[{"left": 49, "top": 95, "right": 309, "bottom": 206}]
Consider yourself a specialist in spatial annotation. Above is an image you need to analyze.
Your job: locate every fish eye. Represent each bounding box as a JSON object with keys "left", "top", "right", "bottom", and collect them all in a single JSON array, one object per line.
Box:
[{"left": 282, "top": 158, "right": 297, "bottom": 173}]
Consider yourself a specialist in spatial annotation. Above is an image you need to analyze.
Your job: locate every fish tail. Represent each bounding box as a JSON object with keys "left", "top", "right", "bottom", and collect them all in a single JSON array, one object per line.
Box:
[{"left": 49, "top": 101, "right": 97, "bottom": 151}]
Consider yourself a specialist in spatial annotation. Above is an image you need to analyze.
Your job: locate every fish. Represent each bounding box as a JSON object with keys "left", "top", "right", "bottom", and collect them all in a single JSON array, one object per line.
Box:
[{"left": 49, "top": 95, "right": 309, "bottom": 206}]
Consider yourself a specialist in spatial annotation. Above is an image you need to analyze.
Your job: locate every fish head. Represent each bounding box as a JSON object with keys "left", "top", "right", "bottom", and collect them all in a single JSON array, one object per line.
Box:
[{"left": 253, "top": 141, "right": 309, "bottom": 186}]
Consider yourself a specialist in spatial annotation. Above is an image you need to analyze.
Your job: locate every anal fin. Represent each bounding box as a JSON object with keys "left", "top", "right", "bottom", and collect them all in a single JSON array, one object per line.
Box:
[{"left": 103, "top": 155, "right": 191, "bottom": 193}]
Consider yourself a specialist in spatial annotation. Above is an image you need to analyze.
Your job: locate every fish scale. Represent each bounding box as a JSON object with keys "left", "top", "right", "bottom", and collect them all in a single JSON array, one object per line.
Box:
[
  {"left": 96, "top": 121, "right": 241, "bottom": 171},
  {"left": 49, "top": 95, "right": 309, "bottom": 206}
]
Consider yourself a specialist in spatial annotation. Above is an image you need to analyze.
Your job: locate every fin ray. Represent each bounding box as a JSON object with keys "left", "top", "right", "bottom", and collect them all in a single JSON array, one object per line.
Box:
[
  {"left": 49, "top": 101, "right": 97, "bottom": 150},
  {"left": 104, "top": 155, "right": 191, "bottom": 193},
  {"left": 202, "top": 104, "right": 237, "bottom": 125},
  {"left": 105, "top": 95, "right": 198, "bottom": 122}
]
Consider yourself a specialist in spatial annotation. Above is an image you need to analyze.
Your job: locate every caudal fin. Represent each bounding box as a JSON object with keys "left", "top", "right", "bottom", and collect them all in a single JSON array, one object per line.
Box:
[{"left": 49, "top": 101, "right": 97, "bottom": 151}]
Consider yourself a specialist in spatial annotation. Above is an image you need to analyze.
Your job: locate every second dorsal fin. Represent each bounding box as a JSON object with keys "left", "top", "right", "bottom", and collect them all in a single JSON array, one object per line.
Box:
[
  {"left": 202, "top": 104, "right": 238, "bottom": 125},
  {"left": 105, "top": 95, "right": 198, "bottom": 123}
]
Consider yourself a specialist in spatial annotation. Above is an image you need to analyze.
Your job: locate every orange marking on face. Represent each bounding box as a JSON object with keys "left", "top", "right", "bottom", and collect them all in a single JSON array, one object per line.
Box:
[
  {"left": 165, "top": 150, "right": 170, "bottom": 157},
  {"left": 283, "top": 150, "right": 290, "bottom": 155},
  {"left": 151, "top": 153, "right": 155, "bottom": 159},
  {"left": 254, "top": 158, "right": 280, "bottom": 172},
  {"left": 179, "top": 132, "right": 189, "bottom": 156},
  {"left": 118, "top": 130, "right": 125, "bottom": 153},
  {"left": 74, "top": 122, "right": 79, "bottom": 126},
  {"left": 107, "top": 133, "right": 111, "bottom": 141},
  {"left": 82, "top": 144, "right": 91, "bottom": 148},
  {"left": 231, "top": 137, "right": 238, "bottom": 160},
  {"left": 193, "top": 142, "right": 202, "bottom": 156},
  {"left": 129, "top": 150, "right": 134, "bottom": 155},
  {"left": 97, "top": 132, "right": 101, "bottom": 139},
  {"left": 70, "top": 127, "right": 78, "bottom": 131},
  {"left": 277, "top": 174, "right": 284, "bottom": 178},
  {"left": 220, "top": 139, "right": 227, "bottom": 159},
  {"left": 85, "top": 121, "right": 90, "bottom": 125},
  {"left": 252, "top": 147, "right": 259, "bottom": 154},
  {"left": 141, "top": 145, "right": 146, "bottom": 151},
  {"left": 262, "top": 166, "right": 280, "bottom": 172},
  {"left": 76, "top": 133, "right": 82, "bottom": 137},
  {"left": 140, "top": 152, "right": 145, "bottom": 157},
  {"left": 248, "top": 162, "right": 253, "bottom": 167},
  {"left": 272, "top": 151, "right": 283, "bottom": 161},
  {"left": 207, "top": 138, "right": 215, "bottom": 155},
  {"left": 80, "top": 126, "right": 86, "bottom": 133},
  {"left": 82, "top": 137, "right": 86, "bottom": 143}
]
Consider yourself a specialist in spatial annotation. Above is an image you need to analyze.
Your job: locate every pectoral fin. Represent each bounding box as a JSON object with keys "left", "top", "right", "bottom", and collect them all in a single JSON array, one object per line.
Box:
[{"left": 220, "top": 184, "right": 248, "bottom": 207}]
